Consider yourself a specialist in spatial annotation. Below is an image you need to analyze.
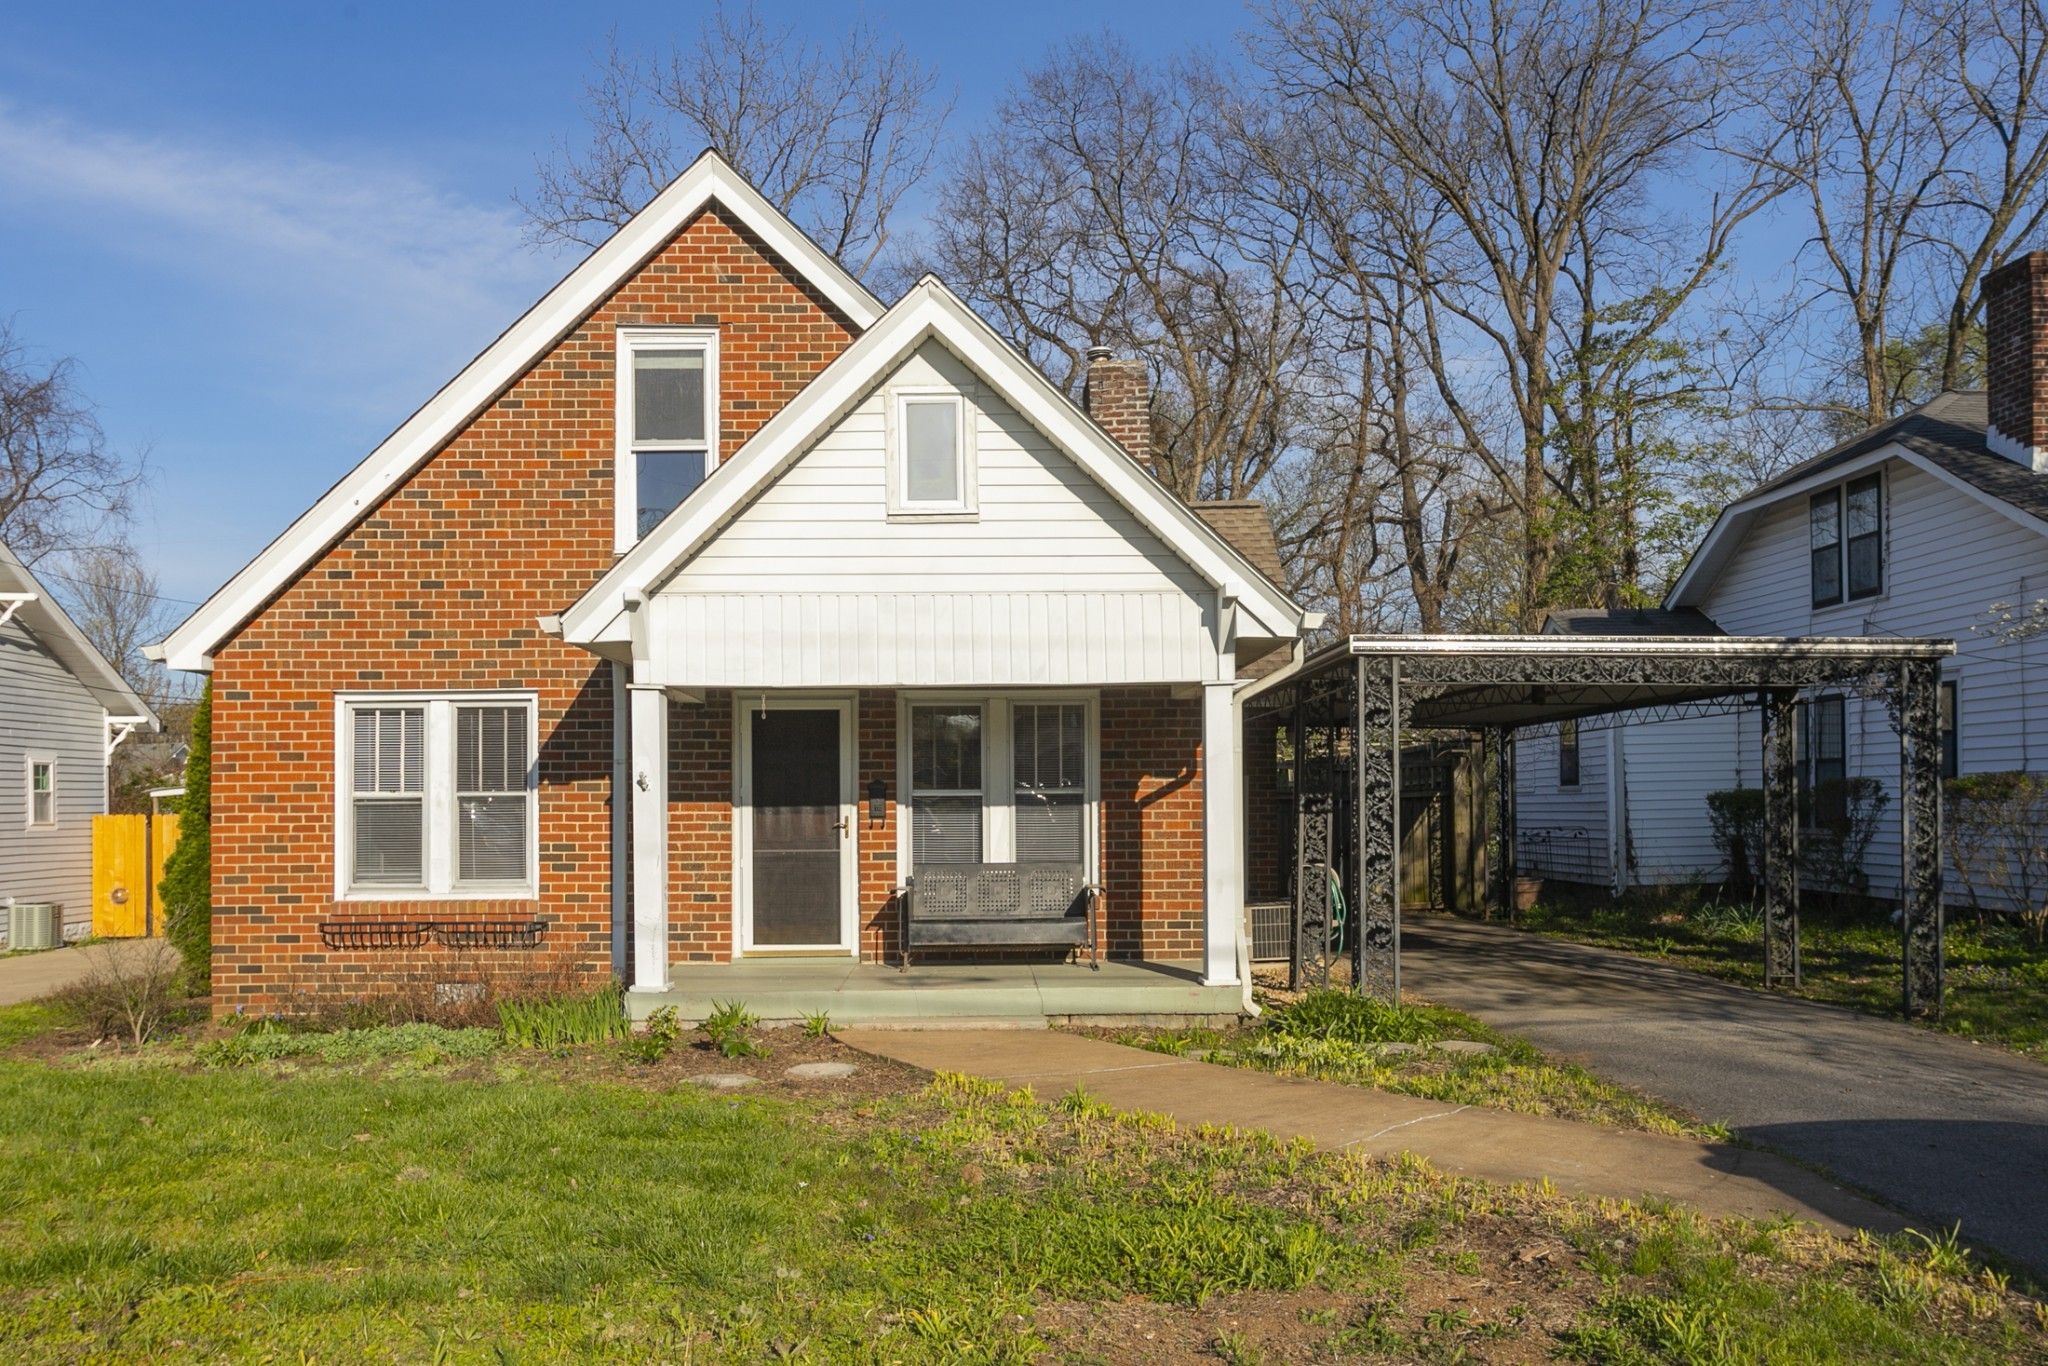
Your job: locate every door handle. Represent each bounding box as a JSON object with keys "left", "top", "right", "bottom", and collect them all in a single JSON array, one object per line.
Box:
[{"left": 835, "top": 818, "right": 850, "bottom": 835}]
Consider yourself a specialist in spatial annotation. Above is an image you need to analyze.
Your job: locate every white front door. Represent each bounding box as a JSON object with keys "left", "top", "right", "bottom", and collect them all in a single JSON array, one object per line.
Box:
[{"left": 737, "top": 697, "right": 858, "bottom": 954}]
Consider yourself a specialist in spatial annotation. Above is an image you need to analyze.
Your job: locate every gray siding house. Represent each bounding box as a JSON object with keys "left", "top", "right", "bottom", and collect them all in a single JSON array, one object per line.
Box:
[
  {"left": 1515, "top": 252, "right": 2048, "bottom": 903},
  {"left": 0, "top": 540, "right": 158, "bottom": 941}
]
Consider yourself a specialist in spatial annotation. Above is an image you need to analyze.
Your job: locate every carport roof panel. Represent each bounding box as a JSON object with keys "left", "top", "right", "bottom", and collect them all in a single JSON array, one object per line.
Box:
[{"left": 1264, "top": 633, "right": 1955, "bottom": 729}]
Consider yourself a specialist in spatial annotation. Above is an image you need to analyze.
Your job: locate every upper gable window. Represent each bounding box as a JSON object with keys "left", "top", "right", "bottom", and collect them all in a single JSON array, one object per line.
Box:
[
  {"left": 889, "top": 389, "right": 976, "bottom": 517},
  {"left": 1809, "top": 472, "right": 1883, "bottom": 607},
  {"left": 616, "top": 328, "right": 718, "bottom": 550}
]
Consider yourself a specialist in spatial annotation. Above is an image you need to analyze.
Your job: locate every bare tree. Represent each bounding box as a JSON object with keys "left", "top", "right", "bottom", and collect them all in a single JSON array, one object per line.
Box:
[
  {"left": 54, "top": 545, "right": 190, "bottom": 711},
  {"left": 1766, "top": 0, "right": 1960, "bottom": 429},
  {"left": 1256, "top": 0, "right": 1789, "bottom": 626},
  {"left": 0, "top": 322, "right": 145, "bottom": 567},
  {"left": 1926, "top": 0, "right": 2048, "bottom": 390},
  {"left": 521, "top": 4, "right": 952, "bottom": 278},
  {"left": 924, "top": 37, "right": 1315, "bottom": 502}
]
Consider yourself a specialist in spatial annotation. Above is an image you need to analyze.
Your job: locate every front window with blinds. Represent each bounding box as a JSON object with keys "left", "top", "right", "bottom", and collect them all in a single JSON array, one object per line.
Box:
[
  {"left": 456, "top": 706, "right": 531, "bottom": 884},
  {"left": 342, "top": 696, "right": 536, "bottom": 896},
  {"left": 1014, "top": 703, "right": 1086, "bottom": 862},
  {"left": 350, "top": 708, "right": 425, "bottom": 884},
  {"left": 910, "top": 704, "right": 983, "bottom": 864}
]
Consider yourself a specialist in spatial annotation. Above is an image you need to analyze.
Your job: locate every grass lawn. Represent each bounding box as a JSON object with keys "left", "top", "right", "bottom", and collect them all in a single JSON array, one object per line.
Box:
[
  {"left": 3, "top": 1003, "right": 2045, "bottom": 1362},
  {"left": 1511, "top": 885, "right": 2048, "bottom": 1060},
  {"left": 1092, "top": 991, "right": 1728, "bottom": 1140}
]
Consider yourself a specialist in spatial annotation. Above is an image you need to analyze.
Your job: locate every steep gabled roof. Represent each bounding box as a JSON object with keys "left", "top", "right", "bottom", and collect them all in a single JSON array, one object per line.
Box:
[
  {"left": 557, "top": 277, "right": 1307, "bottom": 648},
  {"left": 1667, "top": 389, "right": 2048, "bottom": 608},
  {"left": 151, "top": 150, "right": 884, "bottom": 673},
  {"left": 0, "top": 539, "right": 159, "bottom": 723}
]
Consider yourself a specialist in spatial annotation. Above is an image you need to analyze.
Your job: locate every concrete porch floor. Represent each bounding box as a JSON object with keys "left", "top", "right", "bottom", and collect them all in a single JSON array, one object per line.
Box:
[{"left": 626, "top": 958, "right": 1244, "bottom": 1026}]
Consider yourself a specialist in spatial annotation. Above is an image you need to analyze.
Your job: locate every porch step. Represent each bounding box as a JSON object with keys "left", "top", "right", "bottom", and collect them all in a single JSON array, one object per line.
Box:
[{"left": 624, "top": 958, "right": 1244, "bottom": 1025}]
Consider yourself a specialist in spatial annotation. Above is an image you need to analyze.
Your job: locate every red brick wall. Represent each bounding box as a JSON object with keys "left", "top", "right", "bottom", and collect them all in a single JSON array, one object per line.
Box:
[
  {"left": 1100, "top": 688, "right": 1205, "bottom": 959},
  {"left": 208, "top": 206, "right": 858, "bottom": 1014},
  {"left": 682, "top": 688, "right": 1207, "bottom": 968},
  {"left": 1988, "top": 251, "right": 2048, "bottom": 455}
]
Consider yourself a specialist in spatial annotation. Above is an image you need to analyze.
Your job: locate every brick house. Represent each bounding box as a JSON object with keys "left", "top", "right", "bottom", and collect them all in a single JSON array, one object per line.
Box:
[{"left": 152, "top": 152, "right": 1308, "bottom": 1020}]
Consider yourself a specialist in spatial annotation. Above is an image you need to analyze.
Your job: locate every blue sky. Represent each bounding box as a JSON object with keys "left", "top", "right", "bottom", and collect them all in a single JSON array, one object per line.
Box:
[{"left": 0, "top": 1, "right": 1245, "bottom": 610}]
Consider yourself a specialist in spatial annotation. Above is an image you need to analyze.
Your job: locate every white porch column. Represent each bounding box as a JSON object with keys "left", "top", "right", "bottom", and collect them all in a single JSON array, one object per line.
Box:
[
  {"left": 629, "top": 684, "right": 671, "bottom": 993},
  {"left": 1201, "top": 677, "right": 1243, "bottom": 985}
]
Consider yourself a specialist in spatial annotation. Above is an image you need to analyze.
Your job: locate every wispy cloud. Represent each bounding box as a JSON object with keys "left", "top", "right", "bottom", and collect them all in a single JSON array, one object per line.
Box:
[{"left": 0, "top": 102, "right": 567, "bottom": 418}]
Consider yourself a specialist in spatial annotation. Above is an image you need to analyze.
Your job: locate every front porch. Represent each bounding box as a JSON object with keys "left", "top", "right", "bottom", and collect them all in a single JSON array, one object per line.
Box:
[{"left": 626, "top": 957, "right": 1242, "bottom": 1026}]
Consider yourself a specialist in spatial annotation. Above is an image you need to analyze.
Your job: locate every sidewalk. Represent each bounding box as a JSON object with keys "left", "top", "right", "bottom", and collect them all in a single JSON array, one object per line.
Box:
[
  {"left": 837, "top": 1027, "right": 1906, "bottom": 1240},
  {"left": 0, "top": 939, "right": 163, "bottom": 1007}
]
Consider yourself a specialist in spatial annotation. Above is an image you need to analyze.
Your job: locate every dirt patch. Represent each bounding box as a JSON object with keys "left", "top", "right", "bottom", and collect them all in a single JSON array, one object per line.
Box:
[
  {"left": 1034, "top": 1211, "right": 1606, "bottom": 1363},
  {"left": 511, "top": 1027, "right": 925, "bottom": 1103}
]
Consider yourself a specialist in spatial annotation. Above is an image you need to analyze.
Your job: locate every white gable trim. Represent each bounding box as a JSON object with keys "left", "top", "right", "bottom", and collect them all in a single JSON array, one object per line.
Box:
[
  {"left": 0, "top": 539, "right": 159, "bottom": 724},
  {"left": 151, "top": 150, "right": 883, "bottom": 674},
  {"left": 557, "top": 278, "right": 1305, "bottom": 651},
  {"left": 1666, "top": 440, "right": 2048, "bottom": 609}
]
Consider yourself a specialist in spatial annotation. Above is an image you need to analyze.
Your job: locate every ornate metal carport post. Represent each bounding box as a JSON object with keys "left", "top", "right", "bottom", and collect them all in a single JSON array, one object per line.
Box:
[
  {"left": 1355, "top": 654, "right": 1400, "bottom": 1001},
  {"left": 1489, "top": 726, "right": 1516, "bottom": 918},
  {"left": 1898, "top": 658, "right": 1945, "bottom": 1017},
  {"left": 1760, "top": 689, "right": 1801, "bottom": 986}
]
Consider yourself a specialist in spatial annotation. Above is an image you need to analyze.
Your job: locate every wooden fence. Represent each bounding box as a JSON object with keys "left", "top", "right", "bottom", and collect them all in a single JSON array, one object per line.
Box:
[{"left": 90, "top": 812, "right": 182, "bottom": 939}]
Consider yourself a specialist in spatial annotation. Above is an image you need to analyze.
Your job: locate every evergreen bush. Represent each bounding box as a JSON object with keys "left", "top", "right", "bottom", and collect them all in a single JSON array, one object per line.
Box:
[{"left": 158, "top": 681, "right": 212, "bottom": 994}]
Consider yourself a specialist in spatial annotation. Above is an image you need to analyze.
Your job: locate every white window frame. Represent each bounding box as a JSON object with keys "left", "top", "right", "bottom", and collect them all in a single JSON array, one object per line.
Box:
[
  {"left": 615, "top": 326, "right": 720, "bottom": 552},
  {"left": 23, "top": 753, "right": 56, "bottom": 829},
  {"left": 886, "top": 386, "right": 977, "bottom": 518},
  {"left": 893, "top": 691, "right": 1099, "bottom": 879},
  {"left": 334, "top": 692, "right": 540, "bottom": 900}
]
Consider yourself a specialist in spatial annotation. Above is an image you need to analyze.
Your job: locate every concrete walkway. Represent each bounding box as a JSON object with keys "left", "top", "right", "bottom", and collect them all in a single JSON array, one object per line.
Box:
[
  {"left": 839, "top": 1026, "right": 1903, "bottom": 1239},
  {"left": 1403, "top": 915, "right": 2048, "bottom": 1273},
  {"left": 0, "top": 938, "right": 164, "bottom": 1006}
]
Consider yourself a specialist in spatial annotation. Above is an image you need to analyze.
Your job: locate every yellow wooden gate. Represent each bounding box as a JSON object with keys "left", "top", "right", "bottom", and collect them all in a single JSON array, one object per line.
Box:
[{"left": 91, "top": 812, "right": 182, "bottom": 939}]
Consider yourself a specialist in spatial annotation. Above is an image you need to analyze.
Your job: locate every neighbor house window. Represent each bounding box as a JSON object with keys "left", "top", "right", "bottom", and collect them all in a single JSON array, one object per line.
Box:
[
  {"left": 1810, "top": 489, "right": 1842, "bottom": 606},
  {"left": 24, "top": 756, "right": 55, "bottom": 828},
  {"left": 1810, "top": 474, "right": 1883, "bottom": 607},
  {"left": 1558, "top": 720, "right": 1580, "bottom": 788},
  {"left": 616, "top": 328, "right": 718, "bottom": 549},
  {"left": 340, "top": 695, "right": 536, "bottom": 896},
  {"left": 890, "top": 389, "right": 975, "bottom": 515},
  {"left": 1799, "top": 695, "right": 1847, "bottom": 828},
  {"left": 1014, "top": 703, "right": 1086, "bottom": 863},
  {"left": 1940, "top": 680, "right": 1959, "bottom": 780},
  {"left": 910, "top": 704, "right": 983, "bottom": 864}
]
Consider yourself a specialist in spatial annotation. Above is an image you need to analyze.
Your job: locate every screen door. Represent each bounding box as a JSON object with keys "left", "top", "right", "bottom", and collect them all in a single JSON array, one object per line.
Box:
[{"left": 748, "top": 707, "right": 846, "bottom": 947}]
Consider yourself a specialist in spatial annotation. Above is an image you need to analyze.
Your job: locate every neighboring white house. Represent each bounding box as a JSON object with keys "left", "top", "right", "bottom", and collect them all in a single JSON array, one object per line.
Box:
[
  {"left": 1515, "top": 252, "right": 2048, "bottom": 902},
  {"left": 0, "top": 539, "right": 159, "bottom": 941}
]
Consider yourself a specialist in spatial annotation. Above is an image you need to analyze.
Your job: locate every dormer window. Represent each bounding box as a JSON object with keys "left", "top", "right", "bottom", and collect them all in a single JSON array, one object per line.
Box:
[
  {"left": 616, "top": 328, "right": 718, "bottom": 549},
  {"left": 1809, "top": 472, "right": 1883, "bottom": 607},
  {"left": 888, "top": 388, "right": 976, "bottom": 517}
]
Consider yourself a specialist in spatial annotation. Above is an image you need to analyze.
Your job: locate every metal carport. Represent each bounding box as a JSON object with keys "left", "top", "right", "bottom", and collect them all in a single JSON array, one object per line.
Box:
[{"left": 1242, "top": 632, "right": 1955, "bottom": 1016}]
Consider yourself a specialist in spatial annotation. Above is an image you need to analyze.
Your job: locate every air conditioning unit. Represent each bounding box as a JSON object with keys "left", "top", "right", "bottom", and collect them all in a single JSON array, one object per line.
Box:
[{"left": 7, "top": 903, "right": 62, "bottom": 951}]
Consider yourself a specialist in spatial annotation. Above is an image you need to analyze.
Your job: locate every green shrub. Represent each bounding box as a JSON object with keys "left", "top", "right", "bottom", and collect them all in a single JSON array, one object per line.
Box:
[
  {"left": 1705, "top": 787, "right": 1764, "bottom": 894},
  {"left": 701, "top": 999, "right": 769, "bottom": 1058},
  {"left": 1267, "top": 989, "right": 1440, "bottom": 1045},
  {"left": 497, "top": 984, "right": 629, "bottom": 1049},
  {"left": 158, "top": 681, "right": 213, "bottom": 994},
  {"left": 195, "top": 1022, "right": 499, "bottom": 1067},
  {"left": 623, "top": 1005, "right": 682, "bottom": 1063}
]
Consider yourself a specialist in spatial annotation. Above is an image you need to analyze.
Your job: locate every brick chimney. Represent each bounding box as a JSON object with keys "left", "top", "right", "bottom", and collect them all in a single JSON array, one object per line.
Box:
[
  {"left": 1083, "top": 345, "right": 1153, "bottom": 473},
  {"left": 1987, "top": 251, "right": 2048, "bottom": 471}
]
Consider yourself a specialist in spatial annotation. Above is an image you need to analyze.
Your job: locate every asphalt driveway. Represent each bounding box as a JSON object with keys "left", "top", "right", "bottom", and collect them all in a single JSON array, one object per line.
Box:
[{"left": 1403, "top": 915, "right": 2048, "bottom": 1274}]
